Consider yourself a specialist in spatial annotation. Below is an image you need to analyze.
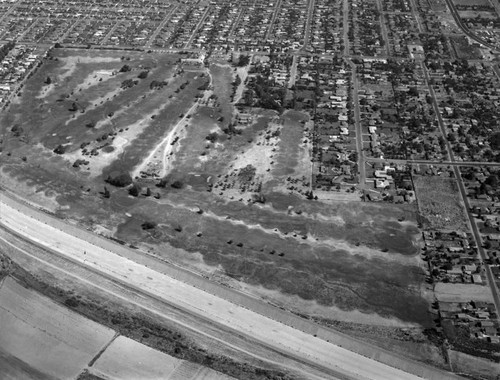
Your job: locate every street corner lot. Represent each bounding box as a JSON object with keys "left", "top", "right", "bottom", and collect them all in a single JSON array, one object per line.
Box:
[
  {"left": 413, "top": 175, "right": 468, "bottom": 232},
  {"left": 0, "top": 276, "right": 115, "bottom": 380}
]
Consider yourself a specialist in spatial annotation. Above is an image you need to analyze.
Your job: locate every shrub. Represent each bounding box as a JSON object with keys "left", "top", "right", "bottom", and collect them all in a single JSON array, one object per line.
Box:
[
  {"left": 11, "top": 124, "right": 23, "bottom": 137},
  {"left": 141, "top": 221, "right": 157, "bottom": 230},
  {"left": 137, "top": 70, "right": 149, "bottom": 79},
  {"left": 53, "top": 144, "right": 66, "bottom": 154},
  {"left": 64, "top": 297, "right": 79, "bottom": 307}
]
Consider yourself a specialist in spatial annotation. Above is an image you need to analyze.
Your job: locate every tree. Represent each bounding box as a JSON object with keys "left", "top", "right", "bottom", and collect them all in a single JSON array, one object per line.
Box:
[
  {"left": 141, "top": 221, "right": 157, "bottom": 230},
  {"left": 490, "top": 132, "right": 500, "bottom": 150},
  {"left": 145, "top": 187, "right": 152, "bottom": 196},
  {"left": 236, "top": 55, "right": 250, "bottom": 67},
  {"left": 206, "top": 132, "right": 218, "bottom": 143},
  {"left": 156, "top": 177, "right": 168, "bottom": 188},
  {"left": 119, "top": 64, "right": 131, "bottom": 73},
  {"left": 128, "top": 183, "right": 140, "bottom": 197},
  {"left": 103, "top": 186, "right": 110, "bottom": 198},
  {"left": 233, "top": 75, "right": 241, "bottom": 87},
  {"left": 11, "top": 124, "right": 23, "bottom": 137},
  {"left": 53, "top": 144, "right": 66, "bottom": 154},
  {"left": 106, "top": 172, "right": 133, "bottom": 187},
  {"left": 45, "top": 76, "right": 52, "bottom": 85},
  {"left": 252, "top": 192, "right": 266, "bottom": 204},
  {"left": 137, "top": 70, "right": 149, "bottom": 79},
  {"left": 485, "top": 175, "right": 499, "bottom": 188},
  {"left": 171, "top": 180, "right": 183, "bottom": 189}
]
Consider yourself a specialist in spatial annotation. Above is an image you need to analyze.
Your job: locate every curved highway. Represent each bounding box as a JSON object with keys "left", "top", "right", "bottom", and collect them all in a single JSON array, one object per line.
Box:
[{"left": 443, "top": 0, "right": 498, "bottom": 52}]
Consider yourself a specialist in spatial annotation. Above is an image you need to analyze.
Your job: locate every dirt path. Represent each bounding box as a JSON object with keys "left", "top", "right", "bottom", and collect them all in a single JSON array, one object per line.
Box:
[
  {"left": 132, "top": 69, "right": 213, "bottom": 179},
  {"left": 233, "top": 65, "right": 249, "bottom": 105}
]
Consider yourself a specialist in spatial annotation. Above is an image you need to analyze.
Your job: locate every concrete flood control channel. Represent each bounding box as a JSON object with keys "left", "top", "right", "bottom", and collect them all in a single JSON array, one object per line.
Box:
[{"left": 0, "top": 191, "right": 463, "bottom": 380}]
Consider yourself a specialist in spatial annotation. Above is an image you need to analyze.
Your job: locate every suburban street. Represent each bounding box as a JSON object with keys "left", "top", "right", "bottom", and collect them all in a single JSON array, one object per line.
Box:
[
  {"left": 348, "top": 59, "right": 367, "bottom": 189},
  {"left": 301, "top": 0, "right": 316, "bottom": 50},
  {"left": 366, "top": 157, "right": 500, "bottom": 168},
  {"left": 0, "top": 191, "right": 462, "bottom": 380},
  {"left": 422, "top": 64, "right": 500, "bottom": 317}
]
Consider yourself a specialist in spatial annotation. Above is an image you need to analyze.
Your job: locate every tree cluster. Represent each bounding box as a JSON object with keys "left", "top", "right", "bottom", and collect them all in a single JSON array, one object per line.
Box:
[{"left": 106, "top": 172, "right": 133, "bottom": 187}]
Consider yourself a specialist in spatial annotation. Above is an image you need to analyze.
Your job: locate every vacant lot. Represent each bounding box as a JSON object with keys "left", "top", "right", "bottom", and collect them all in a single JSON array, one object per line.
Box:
[
  {"left": 434, "top": 283, "right": 494, "bottom": 303},
  {"left": 413, "top": 176, "right": 468, "bottom": 232},
  {"left": 0, "top": 277, "right": 115, "bottom": 379}
]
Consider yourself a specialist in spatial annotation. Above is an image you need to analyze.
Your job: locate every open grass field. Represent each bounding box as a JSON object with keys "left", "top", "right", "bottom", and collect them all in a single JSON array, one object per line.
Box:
[
  {"left": 0, "top": 277, "right": 115, "bottom": 379},
  {"left": 0, "top": 48, "right": 433, "bottom": 337}
]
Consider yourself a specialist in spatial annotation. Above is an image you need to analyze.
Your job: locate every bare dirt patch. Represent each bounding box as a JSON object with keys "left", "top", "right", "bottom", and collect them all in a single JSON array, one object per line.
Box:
[{"left": 413, "top": 176, "right": 468, "bottom": 231}]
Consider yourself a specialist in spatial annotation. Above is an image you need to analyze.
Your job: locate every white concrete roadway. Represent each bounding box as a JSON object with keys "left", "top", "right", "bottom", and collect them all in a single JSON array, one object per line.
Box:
[{"left": 0, "top": 194, "right": 433, "bottom": 380}]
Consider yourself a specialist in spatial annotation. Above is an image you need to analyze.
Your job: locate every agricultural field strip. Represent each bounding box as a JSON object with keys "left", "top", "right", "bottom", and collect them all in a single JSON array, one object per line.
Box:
[
  {"left": 90, "top": 335, "right": 235, "bottom": 380},
  {"left": 0, "top": 277, "right": 116, "bottom": 380},
  {"left": 0, "top": 194, "right": 428, "bottom": 380},
  {"left": 0, "top": 277, "right": 233, "bottom": 380}
]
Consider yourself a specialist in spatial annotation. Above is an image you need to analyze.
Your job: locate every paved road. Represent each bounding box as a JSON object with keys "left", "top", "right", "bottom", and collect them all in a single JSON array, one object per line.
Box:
[
  {"left": 301, "top": 0, "right": 316, "bottom": 51},
  {"left": 408, "top": 0, "right": 424, "bottom": 33},
  {"left": 265, "top": 0, "right": 283, "bottom": 41},
  {"left": 0, "top": 191, "right": 463, "bottom": 380},
  {"left": 443, "top": 0, "right": 499, "bottom": 52},
  {"left": 288, "top": 54, "right": 298, "bottom": 89},
  {"left": 184, "top": 6, "right": 211, "bottom": 49},
  {"left": 367, "top": 157, "right": 500, "bottom": 168},
  {"left": 422, "top": 64, "right": 500, "bottom": 317},
  {"left": 342, "top": 0, "right": 350, "bottom": 56},
  {"left": 146, "top": 5, "right": 179, "bottom": 48},
  {"left": 347, "top": 59, "right": 367, "bottom": 189},
  {"left": 375, "top": 0, "right": 391, "bottom": 56}
]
